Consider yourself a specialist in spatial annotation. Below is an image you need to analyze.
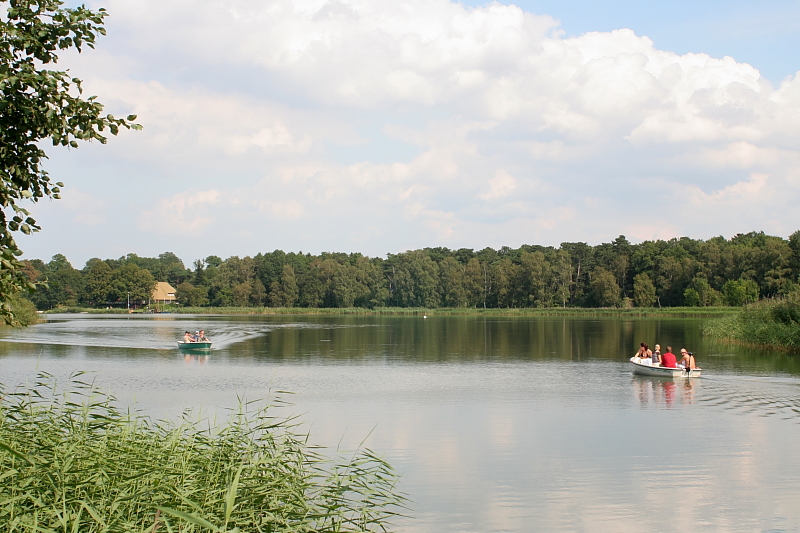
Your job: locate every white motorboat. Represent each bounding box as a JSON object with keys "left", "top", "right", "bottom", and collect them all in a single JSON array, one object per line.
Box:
[{"left": 630, "top": 357, "right": 701, "bottom": 378}]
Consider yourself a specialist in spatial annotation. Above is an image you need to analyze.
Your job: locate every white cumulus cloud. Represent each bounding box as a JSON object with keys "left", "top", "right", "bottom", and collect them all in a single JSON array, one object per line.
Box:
[{"left": 21, "top": 0, "right": 800, "bottom": 263}]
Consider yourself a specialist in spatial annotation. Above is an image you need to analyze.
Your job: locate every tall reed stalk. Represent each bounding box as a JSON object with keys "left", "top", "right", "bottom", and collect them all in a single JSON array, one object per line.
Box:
[{"left": 0, "top": 373, "right": 406, "bottom": 532}]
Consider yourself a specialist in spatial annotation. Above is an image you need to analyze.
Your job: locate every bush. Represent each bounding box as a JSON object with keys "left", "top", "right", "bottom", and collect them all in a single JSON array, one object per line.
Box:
[{"left": 4, "top": 294, "right": 40, "bottom": 326}]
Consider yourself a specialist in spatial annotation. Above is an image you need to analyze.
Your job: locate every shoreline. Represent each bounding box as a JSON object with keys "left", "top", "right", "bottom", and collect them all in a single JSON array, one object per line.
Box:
[{"left": 43, "top": 306, "right": 738, "bottom": 318}]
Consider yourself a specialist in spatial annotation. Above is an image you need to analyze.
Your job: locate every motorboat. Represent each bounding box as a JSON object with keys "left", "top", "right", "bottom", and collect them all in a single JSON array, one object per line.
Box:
[
  {"left": 178, "top": 341, "right": 212, "bottom": 350},
  {"left": 629, "top": 357, "right": 701, "bottom": 378}
]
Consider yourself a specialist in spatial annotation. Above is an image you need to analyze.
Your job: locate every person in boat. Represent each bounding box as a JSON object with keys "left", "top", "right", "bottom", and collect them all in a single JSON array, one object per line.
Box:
[
  {"left": 197, "top": 330, "right": 209, "bottom": 342},
  {"left": 633, "top": 342, "right": 648, "bottom": 362},
  {"left": 183, "top": 331, "right": 195, "bottom": 343},
  {"left": 640, "top": 344, "right": 653, "bottom": 366},
  {"left": 652, "top": 344, "right": 662, "bottom": 366},
  {"left": 661, "top": 346, "right": 677, "bottom": 368},
  {"left": 678, "top": 349, "right": 697, "bottom": 370}
]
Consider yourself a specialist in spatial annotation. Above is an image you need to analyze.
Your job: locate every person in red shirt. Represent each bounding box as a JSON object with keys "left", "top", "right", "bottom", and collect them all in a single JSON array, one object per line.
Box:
[{"left": 661, "top": 346, "right": 677, "bottom": 368}]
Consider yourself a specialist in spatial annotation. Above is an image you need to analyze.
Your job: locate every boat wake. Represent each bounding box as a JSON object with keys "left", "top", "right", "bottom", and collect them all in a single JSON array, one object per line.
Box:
[
  {"left": 0, "top": 318, "right": 342, "bottom": 351},
  {"left": 699, "top": 375, "right": 800, "bottom": 422}
]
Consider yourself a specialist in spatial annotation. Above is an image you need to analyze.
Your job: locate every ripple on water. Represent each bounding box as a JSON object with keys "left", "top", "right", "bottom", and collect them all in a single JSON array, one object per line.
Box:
[{"left": 698, "top": 376, "right": 800, "bottom": 422}]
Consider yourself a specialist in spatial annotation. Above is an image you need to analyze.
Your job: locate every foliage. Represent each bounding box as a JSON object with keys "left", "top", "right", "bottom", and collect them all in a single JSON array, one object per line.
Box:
[
  {"left": 633, "top": 272, "right": 656, "bottom": 307},
  {"left": 722, "top": 278, "right": 759, "bottom": 306},
  {"left": 0, "top": 374, "right": 407, "bottom": 532},
  {"left": 19, "top": 229, "right": 800, "bottom": 311},
  {"left": 704, "top": 292, "right": 800, "bottom": 350},
  {"left": 176, "top": 281, "right": 209, "bottom": 307},
  {"left": 590, "top": 268, "right": 620, "bottom": 307},
  {"left": 271, "top": 264, "right": 298, "bottom": 307},
  {"left": 0, "top": 0, "right": 140, "bottom": 323},
  {"left": 3, "top": 291, "right": 38, "bottom": 324}
]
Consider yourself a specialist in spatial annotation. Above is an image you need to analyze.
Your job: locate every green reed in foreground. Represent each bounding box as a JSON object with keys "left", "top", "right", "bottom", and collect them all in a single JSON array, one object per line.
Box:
[
  {"left": 0, "top": 373, "right": 406, "bottom": 532},
  {"left": 704, "top": 292, "right": 800, "bottom": 351}
]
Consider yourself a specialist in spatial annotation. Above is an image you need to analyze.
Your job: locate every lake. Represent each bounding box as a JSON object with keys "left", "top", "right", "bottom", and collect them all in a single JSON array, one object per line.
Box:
[{"left": 2, "top": 314, "right": 800, "bottom": 533}]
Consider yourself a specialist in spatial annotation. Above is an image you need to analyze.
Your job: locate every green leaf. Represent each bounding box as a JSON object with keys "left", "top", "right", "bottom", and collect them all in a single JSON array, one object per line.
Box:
[
  {"left": 154, "top": 507, "right": 221, "bottom": 532},
  {"left": 0, "top": 442, "right": 34, "bottom": 466},
  {"left": 224, "top": 463, "right": 245, "bottom": 526}
]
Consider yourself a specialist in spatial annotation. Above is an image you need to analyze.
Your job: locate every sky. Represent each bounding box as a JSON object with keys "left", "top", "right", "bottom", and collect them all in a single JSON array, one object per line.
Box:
[{"left": 19, "top": 0, "right": 800, "bottom": 267}]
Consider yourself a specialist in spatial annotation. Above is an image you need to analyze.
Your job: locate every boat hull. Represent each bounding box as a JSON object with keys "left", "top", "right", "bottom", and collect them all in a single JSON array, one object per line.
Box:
[
  {"left": 630, "top": 358, "right": 701, "bottom": 378},
  {"left": 178, "top": 341, "right": 212, "bottom": 350}
]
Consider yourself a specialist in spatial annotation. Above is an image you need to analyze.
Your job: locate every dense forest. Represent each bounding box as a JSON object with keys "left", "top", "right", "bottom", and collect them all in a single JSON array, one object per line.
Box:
[{"left": 21, "top": 231, "right": 800, "bottom": 310}]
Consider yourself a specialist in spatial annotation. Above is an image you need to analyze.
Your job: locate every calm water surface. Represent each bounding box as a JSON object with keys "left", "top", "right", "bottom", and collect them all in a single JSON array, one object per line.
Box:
[{"left": 2, "top": 314, "right": 800, "bottom": 533}]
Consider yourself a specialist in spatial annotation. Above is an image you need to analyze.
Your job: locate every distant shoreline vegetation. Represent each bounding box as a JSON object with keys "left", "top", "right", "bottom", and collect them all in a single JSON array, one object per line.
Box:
[
  {"left": 21, "top": 230, "right": 800, "bottom": 313},
  {"left": 704, "top": 293, "right": 800, "bottom": 351},
  {"left": 43, "top": 306, "right": 737, "bottom": 318}
]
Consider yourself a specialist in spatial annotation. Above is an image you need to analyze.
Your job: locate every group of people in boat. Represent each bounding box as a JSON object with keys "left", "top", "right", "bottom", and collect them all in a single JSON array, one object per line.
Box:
[
  {"left": 632, "top": 343, "right": 698, "bottom": 369},
  {"left": 183, "top": 330, "right": 209, "bottom": 343}
]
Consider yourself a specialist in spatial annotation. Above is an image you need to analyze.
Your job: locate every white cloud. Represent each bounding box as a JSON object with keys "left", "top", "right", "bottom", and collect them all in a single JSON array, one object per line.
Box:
[
  {"left": 138, "top": 190, "right": 221, "bottom": 236},
  {"left": 479, "top": 169, "right": 516, "bottom": 200},
  {"left": 688, "top": 173, "right": 770, "bottom": 206},
  {"left": 22, "top": 0, "right": 800, "bottom": 263}
]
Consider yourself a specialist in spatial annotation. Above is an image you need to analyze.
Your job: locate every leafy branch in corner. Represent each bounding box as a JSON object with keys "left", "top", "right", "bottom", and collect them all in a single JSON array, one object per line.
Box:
[{"left": 0, "top": 0, "right": 140, "bottom": 324}]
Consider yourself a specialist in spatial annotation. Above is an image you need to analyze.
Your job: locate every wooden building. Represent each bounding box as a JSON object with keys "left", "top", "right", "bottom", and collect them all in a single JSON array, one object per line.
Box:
[{"left": 152, "top": 281, "right": 177, "bottom": 305}]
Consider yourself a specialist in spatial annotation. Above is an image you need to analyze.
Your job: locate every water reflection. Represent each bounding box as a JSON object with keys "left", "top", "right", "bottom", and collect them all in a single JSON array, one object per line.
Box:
[
  {"left": 183, "top": 353, "right": 210, "bottom": 365},
  {"left": 2, "top": 314, "right": 799, "bottom": 374},
  {"left": 1, "top": 315, "right": 800, "bottom": 533},
  {"left": 632, "top": 376, "right": 698, "bottom": 408}
]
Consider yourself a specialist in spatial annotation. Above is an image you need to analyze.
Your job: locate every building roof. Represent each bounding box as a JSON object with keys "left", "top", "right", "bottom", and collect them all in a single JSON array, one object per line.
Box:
[{"left": 152, "top": 281, "right": 177, "bottom": 302}]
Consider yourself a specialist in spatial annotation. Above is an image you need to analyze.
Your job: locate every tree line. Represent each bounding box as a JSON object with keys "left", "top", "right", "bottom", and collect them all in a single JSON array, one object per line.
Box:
[{"left": 21, "top": 231, "right": 800, "bottom": 310}]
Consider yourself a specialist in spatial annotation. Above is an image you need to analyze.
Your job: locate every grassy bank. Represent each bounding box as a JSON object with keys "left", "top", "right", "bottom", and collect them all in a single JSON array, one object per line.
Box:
[
  {"left": 44, "top": 306, "right": 737, "bottom": 318},
  {"left": 0, "top": 374, "right": 405, "bottom": 532},
  {"left": 704, "top": 293, "right": 800, "bottom": 351}
]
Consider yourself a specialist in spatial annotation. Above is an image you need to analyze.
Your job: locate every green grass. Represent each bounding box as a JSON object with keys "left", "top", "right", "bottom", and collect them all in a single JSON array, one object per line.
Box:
[
  {"left": 704, "top": 293, "right": 800, "bottom": 351},
  {"left": 0, "top": 373, "right": 406, "bottom": 532}
]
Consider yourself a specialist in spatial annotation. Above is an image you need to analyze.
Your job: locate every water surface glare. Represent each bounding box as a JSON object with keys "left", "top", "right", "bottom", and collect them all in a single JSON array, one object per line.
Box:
[{"left": 2, "top": 314, "right": 800, "bottom": 533}]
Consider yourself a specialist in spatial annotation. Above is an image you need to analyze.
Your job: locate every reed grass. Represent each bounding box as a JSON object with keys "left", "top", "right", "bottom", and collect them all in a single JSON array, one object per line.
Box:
[
  {"left": 704, "top": 292, "right": 800, "bottom": 351},
  {"left": 0, "top": 373, "right": 406, "bottom": 532}
]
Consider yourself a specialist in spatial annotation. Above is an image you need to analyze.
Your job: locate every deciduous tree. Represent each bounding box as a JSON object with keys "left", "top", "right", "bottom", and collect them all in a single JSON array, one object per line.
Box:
[
  {"left": 1, "top": 0, "right": 139, "bottom": 322},
  {"left": 176, "top": 281, "right": 208, "bottom": 307},
  {"left": 633, "top": 272, "right": 657, "bottom": 307},
  {"left": 590, "top": 268, "right": 620, "bottom": 307}
]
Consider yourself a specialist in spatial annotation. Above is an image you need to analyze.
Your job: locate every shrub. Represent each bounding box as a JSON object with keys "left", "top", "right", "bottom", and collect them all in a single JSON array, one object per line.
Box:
[{"left": 4, "top": 294, "right": 40, "bottom": 326}]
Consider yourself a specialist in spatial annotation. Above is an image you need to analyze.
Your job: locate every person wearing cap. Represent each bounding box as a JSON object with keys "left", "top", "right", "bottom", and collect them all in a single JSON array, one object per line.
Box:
[
  {"left": 197, "top": 330, "right": 209, "bottom": 342},
  {"left": 183, "top": 331, "right": 194, "bottom": 343},
  {"left": 678, "top": 349, "right": 697, "bottom": 370}
]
